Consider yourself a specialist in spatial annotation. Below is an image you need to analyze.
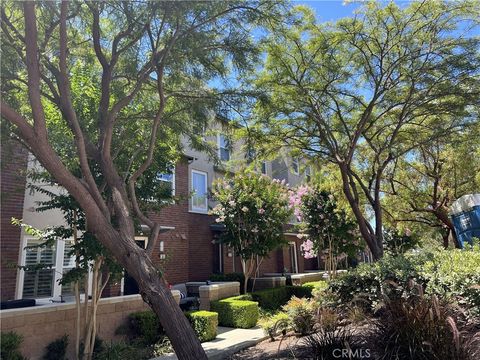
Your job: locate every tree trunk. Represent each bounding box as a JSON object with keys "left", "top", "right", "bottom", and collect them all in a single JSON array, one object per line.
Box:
[
  {"left": 338, "top": 164, "right": 383, "bottom": 260},
  {"left": 99, "top": 230, "right": 206, "bottom": 360}
]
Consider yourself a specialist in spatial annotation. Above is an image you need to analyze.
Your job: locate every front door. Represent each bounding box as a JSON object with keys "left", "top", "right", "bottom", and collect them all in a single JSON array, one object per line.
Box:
[{"left": 123, "top": 239, "right": 146, "bottom": 295}]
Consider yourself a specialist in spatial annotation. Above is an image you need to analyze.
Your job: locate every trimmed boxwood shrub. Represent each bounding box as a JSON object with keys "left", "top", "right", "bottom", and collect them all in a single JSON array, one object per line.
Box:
[
  {"left": 250, "top": 287, "right": 291, "bottom": 310},
  {"left": 186, "top": 311, "right": 218, "bottom": 342},
  {"left": 128, "top": 310, "right": 163, "bottom": 344},
  {"left": 290, "top": 281, "right": 328, "bottom": 299},
  {"left": 211, "top": 296, "right": 259, "bottom": 328},
  {"left": 249, "top": 282, "right": 329, "bottom": 311}
]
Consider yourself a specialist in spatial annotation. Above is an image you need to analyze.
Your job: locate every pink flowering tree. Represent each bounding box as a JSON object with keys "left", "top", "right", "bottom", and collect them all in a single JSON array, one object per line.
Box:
[
  {"left": 211, "top": 171, "right": 292, "bottom": 292},
  {"left": 289, "top": 185, "right": 362, "bottom": 277}
]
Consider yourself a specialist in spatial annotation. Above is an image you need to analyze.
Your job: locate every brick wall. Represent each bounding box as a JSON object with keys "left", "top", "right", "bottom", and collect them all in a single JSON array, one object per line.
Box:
[
  {"left": 1, "top": 140, "right": 28, "bottom": 301},
  {"left": 149, "top": 159, "right": 191, "bottom": 285}
]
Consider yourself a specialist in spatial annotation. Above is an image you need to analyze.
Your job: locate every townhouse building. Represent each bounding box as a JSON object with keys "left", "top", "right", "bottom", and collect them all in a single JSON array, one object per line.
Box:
[{"left": 0, "top": 121, "right": 318, "bottom": 303}]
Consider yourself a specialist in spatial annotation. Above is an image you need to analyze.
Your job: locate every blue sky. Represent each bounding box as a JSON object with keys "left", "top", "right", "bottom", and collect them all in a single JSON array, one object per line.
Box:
[{"left": 294, "top": 0, "right": 362, "bottom": 21}]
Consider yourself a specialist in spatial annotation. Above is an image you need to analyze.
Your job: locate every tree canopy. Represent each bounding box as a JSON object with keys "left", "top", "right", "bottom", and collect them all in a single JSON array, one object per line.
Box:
[{"left": 252, "top": 1, "right": 480, "bottom": 258}]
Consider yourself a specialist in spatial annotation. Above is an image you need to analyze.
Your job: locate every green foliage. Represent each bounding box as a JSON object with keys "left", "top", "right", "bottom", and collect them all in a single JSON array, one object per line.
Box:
[
  {"left": 303, "top": 328, "right": 363, "bottom": 360},
  {"left": 210, "top": 296, "right": 259, "bottom": 328},
  {"left": 282, "top": 296, "right": 317, "bottom": 335},
  {"left": 290, "top": 281, "right": 328, "bottom": 299},
  {"left": 0, "top": 332, "right": 26, "bottom": 360},
  {"left": 370, "top": 292, "right": 479, "bottom": 360},
  {"left": 329, "top": 249, "right": 480, "bottom": 316},
  {"left": 128, "top": 311, "right": 163, "bottom": 345},
  {"left": 94, "top": 341, "right": 151, "bottom": 360},
  {"left": 209, "top": 272, "right": 246, "bottom": 293},
  {"left": 420, "top": 249, "right": 480, "bottom": 315},
  {"left": 260, "top": 312, "right": 289, "bottom": 339},
  {"left": 250, "top": 287, "right": 291, "bottom": 310},
  {"left": 253, "top": 0, "right": 480, "bottom": 257},
  {"left": 185, "top": 311, "right": 218, "bottom": 342},
  {"left": 249, "top": 282, "right": 328, "bottom": 311},
  {"left": 43, "top": 335, "right": 68, "bottom": 360},
  {"left": 383, "top": 228, "right": 419, "bottom": 255}
]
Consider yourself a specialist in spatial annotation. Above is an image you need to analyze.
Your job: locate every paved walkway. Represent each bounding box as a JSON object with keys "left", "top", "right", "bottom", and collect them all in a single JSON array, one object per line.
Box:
[{"left": 153, "top": 326, "right": 267, "bottom": 360}]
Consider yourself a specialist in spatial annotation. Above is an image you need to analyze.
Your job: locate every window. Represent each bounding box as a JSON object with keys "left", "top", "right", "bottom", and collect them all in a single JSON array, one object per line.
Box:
[
  {"left": 61, "top": 240, "right": 78, "bottom": 296},
  {"left": 261, "top": 161, "right": 267, "bottom": 175},
  {"left": 292, "top": 158, "right": 299, "bottom": 175},
  {"left": 218, "top": 134, "right": 230, "bottom": 162},
  {"left": 191, "top": 170, "right": 208, "bottom": 212},
  {"left": 305, "top": 165, "right": 311, "bottom": 182},
  {"left": 20, "top": 238, "right": 89, "bottom": 300},
  {"left": 22, "top": 240, "right": 56, "bottom": 298},
  {"left": 156, "top": 165, "right": 175, "bottom": 196}
]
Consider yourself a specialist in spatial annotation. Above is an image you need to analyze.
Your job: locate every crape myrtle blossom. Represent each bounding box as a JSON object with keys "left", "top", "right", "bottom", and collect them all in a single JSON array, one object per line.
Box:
[{"left": 211, "top": 170, "right": 293, "bottom": 293}]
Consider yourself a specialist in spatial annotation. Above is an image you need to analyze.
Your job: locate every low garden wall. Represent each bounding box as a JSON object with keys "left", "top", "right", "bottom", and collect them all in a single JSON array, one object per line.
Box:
[
  {"left": 249, "top": 276, "right": 286, "bottom": 291},
  {"left": 0, "top": 292, "right": 180, "bottom": 360},
  {"left": 199, "top": 281, "right": 240, "bottom": 310}
]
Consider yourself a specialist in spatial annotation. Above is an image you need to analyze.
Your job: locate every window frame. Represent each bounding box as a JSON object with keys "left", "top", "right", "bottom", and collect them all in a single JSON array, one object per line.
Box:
[
  {"left": 217, "top": 133, "right": 231, "bottom": 162},
  {"left": 17, "top": 237, "right": 91, "bottom": 302},
  {"left": 191, "top": 169, "right": 209, "bottom": 213},
  {"left": 292, "top": 158, "right": 300, "bottom": 175},
  {"left": 156, "top": 165, "right": 176, "bottom": 197}
]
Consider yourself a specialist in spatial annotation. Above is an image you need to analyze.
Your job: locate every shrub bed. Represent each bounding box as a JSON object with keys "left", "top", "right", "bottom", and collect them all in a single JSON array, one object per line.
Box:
[
  {"left": 185, "top": 311, "right": 218, "bottom": 342},
  {"left": 249, "top": 281, "right": 329, "bottom": 311},
  {"left": 210, "top": 296, "right": 259, "bottom": 328},
  {"left": 328, "top": 249, "right": 480, "bottom": 315}
]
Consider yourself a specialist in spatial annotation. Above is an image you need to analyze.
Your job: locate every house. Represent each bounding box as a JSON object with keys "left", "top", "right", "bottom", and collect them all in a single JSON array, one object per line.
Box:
[{"left": 0, "top": 121, "right": 319, "bottom": 303}]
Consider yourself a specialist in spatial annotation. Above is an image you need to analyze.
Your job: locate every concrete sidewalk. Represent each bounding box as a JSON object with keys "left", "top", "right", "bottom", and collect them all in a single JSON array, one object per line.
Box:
[{"left": 153, "top": 326, "right": 268, "bottom": 360}]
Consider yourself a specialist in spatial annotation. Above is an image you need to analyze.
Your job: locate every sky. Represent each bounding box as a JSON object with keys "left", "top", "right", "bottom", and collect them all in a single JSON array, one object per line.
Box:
[{"left": 294, "top": 0, "right": 363, "bottom": 21}]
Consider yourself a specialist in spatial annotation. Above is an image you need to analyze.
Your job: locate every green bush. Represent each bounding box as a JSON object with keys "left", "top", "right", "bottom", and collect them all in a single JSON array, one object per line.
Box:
[
  {"left": 128, "top": 310, "right": 163, "bottom": 344},
  {"left": 211, "top": 296, "right": 259, "bottom": 328},
  {"left": 290, "top": 281, "right": 328, "bottom": 299},
  {"left": 260, "top": 312, "right": 290, "bottom": 339},
  {"left": 282, "top": 296, "right": 317, "bottom": 335},
  {"left": 250, "top": 282, "right": 329, "bottom": 311},
  {"left": 0, "top": 332, "right": 26, "bottom": 360},
  {"left": 420, "top": 249, "right": 480, "bottom": 315},
  {"left": 328, "top": 249, "right": 480, "bottom": 316},
  {"left": 95, "top": 341, "right": 152, "bottom": 360},
  {"left": 43, "top": 335, "right": 68, "bottom": 360},
  {"left": 250, "top": 287, "right": 291, "bottom": 310},
  {"left": 210, "top": 272, "right": 245, "bottom": 293},
  {"left": 185, "top": 311, "right": 218, "bottom": 342}
]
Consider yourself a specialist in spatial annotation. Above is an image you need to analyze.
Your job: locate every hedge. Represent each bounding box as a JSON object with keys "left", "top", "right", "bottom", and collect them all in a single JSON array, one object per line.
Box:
[
  {"left": 186, "top": 311, "right": 218, "bottom": 342},
  {"left": 210, "top": 272, "right": 245, "bottom": 293},
  {"left": 128, "top": 310, "right": 163, "bottom": 344},
  {"left": 249, "top": 281, "right": 328, "bottom": 310},
  {"left": 250, "top": 287, "right": 291, "bottom": 310},
  {"left": 210, "top": 296, "right": 259, "bottom": 328}
]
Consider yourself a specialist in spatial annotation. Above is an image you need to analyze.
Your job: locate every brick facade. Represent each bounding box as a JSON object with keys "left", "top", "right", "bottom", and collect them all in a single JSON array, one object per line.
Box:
[
  {"left": 0, "top": 152, "right": 318, "bottom": 301},
  {"left": 1, "top": 141, "right": 28, "bottom": 301}
]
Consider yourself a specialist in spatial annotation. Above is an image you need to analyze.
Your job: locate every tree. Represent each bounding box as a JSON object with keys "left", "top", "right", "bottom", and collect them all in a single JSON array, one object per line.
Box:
[
  {"left": 252, "top": 1, "right": 480, "bottom": 259},
  {"left": 210, "top": 171, "right": 292, "bottom": 293},
  {"left": 289, "top": 185, "right": 362, "bottom": 277},
  {"left": 383, "top": 126, "right": 480, "bottom": 249},
  {"left": 1, "top": 2, "right": 284, "bottom": 358}
]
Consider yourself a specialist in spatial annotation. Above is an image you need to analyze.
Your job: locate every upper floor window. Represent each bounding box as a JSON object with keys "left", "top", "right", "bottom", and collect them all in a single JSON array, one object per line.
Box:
[
  {"left": 261, "top": 161, "right": 267, "bottom": 175},
  {"left": 191, "top": 170, "right": 208, "bottom": 213},
  {"left": 156, "top": 165, "right": 176, "bottom": 196},
  {"left": 292, "top": 158, "right": 300, "bottom": 175},
  {"left": 305, "top": 165, "right": 311, "bottom": 182},
  {"left": 218, "top": 134, "right": 230, "bottom": 162}
]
